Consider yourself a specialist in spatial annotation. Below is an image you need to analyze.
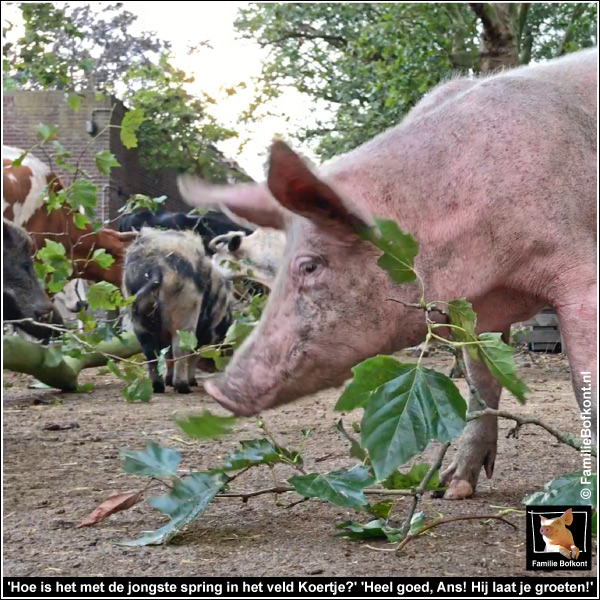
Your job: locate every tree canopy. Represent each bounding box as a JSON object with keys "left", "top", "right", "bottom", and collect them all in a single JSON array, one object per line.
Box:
[
  {"left": 3, "top": 2, "right": 247, "bottom": 179},
  {"left": 235, "top": 2, "right": 598, "bottom": 159}
]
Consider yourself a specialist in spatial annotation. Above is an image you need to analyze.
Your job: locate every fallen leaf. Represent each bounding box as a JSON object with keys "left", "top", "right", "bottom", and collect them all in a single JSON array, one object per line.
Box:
[{"left": 77, "top": 491, "right": 143, "bottom": 528}]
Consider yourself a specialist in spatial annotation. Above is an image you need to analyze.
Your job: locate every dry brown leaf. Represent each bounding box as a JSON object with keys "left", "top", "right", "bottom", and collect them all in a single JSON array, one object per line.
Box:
[{"left": 77, "top": 490, "right": 143, "bottom": 528}]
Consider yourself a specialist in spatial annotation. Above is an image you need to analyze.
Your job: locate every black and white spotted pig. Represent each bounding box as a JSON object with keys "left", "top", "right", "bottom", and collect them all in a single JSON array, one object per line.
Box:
[{"left": 123, "top": 228, "right": 233, "bottom": 394}]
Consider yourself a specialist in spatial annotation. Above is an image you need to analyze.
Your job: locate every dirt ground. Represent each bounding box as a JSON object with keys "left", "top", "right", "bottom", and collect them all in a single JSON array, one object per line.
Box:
[{"left": 3, "top": 349, "right": 595, "bottom": 578}]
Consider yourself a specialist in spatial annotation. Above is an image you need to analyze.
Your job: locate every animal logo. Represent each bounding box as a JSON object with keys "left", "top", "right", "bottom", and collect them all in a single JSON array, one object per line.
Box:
[{"left": 539, "top": 508, "right": 580, "bottom": 559}]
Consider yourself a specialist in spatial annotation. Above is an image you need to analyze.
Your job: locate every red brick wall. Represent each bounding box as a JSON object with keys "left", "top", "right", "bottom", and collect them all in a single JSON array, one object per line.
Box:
[{"left": 3, "top": 90, "right": 188, "bottom": 223}]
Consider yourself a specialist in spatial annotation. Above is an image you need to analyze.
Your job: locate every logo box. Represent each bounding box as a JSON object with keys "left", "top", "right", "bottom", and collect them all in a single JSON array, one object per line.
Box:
[{"left": 526, "top": 505, "right": 592, "bottom": 571}]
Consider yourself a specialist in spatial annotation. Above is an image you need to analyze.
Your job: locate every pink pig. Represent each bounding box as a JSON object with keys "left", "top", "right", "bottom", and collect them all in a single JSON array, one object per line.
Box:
[
  {"left": 179, "top": 49, "right": 597, "bottom": 499},
  {"left": 540, "top": 508, "right": 580, "bottom": 559}
]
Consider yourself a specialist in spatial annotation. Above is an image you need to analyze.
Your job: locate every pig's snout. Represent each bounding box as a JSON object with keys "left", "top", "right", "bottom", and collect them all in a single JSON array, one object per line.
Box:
[
  {"left": 540, "top": 526, "right": 552, "bottom": 536},
  {"left": 204, "top": 377, "right": 260, "bottom": 417}
]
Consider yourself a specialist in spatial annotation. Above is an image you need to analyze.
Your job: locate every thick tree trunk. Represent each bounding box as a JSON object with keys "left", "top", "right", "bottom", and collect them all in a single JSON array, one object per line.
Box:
[
  {"left": 3, "top": 332, "right": 141, "bottom": 391},
  {"left": 469, "top": 3, "right": 519, "bottom": 73}
]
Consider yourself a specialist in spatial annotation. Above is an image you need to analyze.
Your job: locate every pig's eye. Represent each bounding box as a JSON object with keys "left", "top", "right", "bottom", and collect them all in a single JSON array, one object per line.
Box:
[{"left": 296, "top": 257, "right": 323, "bottom": 277}]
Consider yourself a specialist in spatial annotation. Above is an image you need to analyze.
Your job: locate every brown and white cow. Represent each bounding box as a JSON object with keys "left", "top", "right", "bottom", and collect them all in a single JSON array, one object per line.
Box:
[{"left": 2, "top": 146, "right": 135, "bottom": 287}]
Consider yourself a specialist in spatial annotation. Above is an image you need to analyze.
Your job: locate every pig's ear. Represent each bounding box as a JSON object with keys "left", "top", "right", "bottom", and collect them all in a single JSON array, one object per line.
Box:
[
  {"left": 563, "top": 508, "right": 573, "bottom": 525},
  {"left": 178, "top": 176, "right": 286, "bottom": 230},
  {"left": 267, "top": 141, "right": 368, "bottom": 231}
]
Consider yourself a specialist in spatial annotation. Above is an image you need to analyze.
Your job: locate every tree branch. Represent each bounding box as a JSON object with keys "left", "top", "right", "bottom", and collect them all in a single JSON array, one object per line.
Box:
[
  {"left": 397, "top": 442, "right": 451, "bottom": 552},
  {"left": 467, "top": 408, "right": 597, "bottom": 457},
  {"left": 396, "top": 513, "right": 517, "bottom": 553},
  {"left": 555, "top": 3, "right": 586, "bottom": 57},
  {"left": 3, "top": 331, "right": 141, "bottom": 391}
]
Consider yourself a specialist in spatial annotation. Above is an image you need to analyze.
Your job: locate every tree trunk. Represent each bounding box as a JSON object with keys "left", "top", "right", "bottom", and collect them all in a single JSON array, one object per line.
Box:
[
  {"left": 469, "top": 3, "right": 519, "bottom": 73},
  {"left": 3, "top": 332, "right": 141, "bottom": 391}
]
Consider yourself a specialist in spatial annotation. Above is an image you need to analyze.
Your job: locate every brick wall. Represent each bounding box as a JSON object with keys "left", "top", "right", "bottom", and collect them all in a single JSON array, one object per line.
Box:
[{"left": 3, "top": 90, "right": 187, "bottom": 223}]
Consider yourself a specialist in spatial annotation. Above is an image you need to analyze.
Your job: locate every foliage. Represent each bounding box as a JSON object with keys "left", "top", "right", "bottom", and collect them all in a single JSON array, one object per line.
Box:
[
  {"left": 235, "top": 2, "right": 597, "bottom": 158},
  {"left": 122, "top": 55, "right": 245, "bottom": 179},
  {"left": 289, "top": 465, "right": 374, "bottom": 509},
  {"left": 523, "top": 472, "right": 597, "bottom": 535},
  {"left": 106, "top": 360, "right": 152, "bottom": 403},
  {"left": 121, "top": 441, "right": 181, "bottom": 478},
  {"left": 3, "top": 2, "right": 169, "bottom": 92},
  {"left": 3, "top": 3, "right": 248, "bottom": 179},
  {"left": 176, "top": 411, "right": 237, "bottom": 440},
  {"left": 118, "top": 472, "right": 226, "bottom": 547}
]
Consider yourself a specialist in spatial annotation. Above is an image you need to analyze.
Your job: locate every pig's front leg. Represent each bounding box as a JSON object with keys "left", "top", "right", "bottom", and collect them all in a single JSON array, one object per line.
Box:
[{"left": 440, "top": 335, "right": 506, "bottom": 499}]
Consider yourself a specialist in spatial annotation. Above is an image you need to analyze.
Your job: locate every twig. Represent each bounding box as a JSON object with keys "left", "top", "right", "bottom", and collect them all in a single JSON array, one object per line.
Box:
[
  {"left": 385, "top": 298, "right": 447, "bottom": 315},
  {"left": 467, "top": 409, "right": 597, "bottom": 457},
  {"left": 397, "top": 443, "right": 451, "bottom": 552},
  {"left": 396, "top": 514, "right": 517, "bottom": 553},
  {"left": 216, "top": 485, "right": 420, "bottom": 504},
  {"left": 217, "top": 485, "right": 293, "bottom": 502}
]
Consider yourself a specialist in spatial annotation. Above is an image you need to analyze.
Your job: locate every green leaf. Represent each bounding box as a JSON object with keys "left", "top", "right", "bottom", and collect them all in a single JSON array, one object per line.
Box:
[
  {"left": 224, "top": 321, "right": 255, "bottom": 348},
  {"left": 76, "top": 382, "right": 94, "bottom": 393},
  {"left": 120, "top": 441, "right": 181, "bottom": 478},
  {"left": 120, "top": 108, "right": 144, "bottom": 149},
  {"left": 289, "top": 465, "right": 374, "bottom": 509},
  {"left": 36, "top": 123, "right": 58, "bottom": 142},
  {"left": 90, "top": 248, "right": 115, "bottom": 270},
  {"left": 94, "top": 150, "right": 120, "bottom": 175},
  {"left": 360, "top": 362, "right": 466, "bottom": 480},
  {"left": 66, "top": 179, "right": 98, "bottom": 214},
  {"left": 176, "top": 410, "right": 237, "bottom": 440},
  {"left": 122, "top": 377, "right": 153, "bottom": 403},
  {"left": 336, "top": 419, "right": 367, "bottom": 460},
  {"left": 117, "top": 471, "right": 226, "bottom": 546},
  {"left": 409, "top": 511, "right": 426, "bottom": 535},
  {"left": 66, "top": 94, "right": 81, "bottom": 112},
  {"left": 222, "top": 438, "right": 300, "bottom": 471},
  {"left": 523, "top": 472, "right": 597, "bottom": 508},
  {"left": 9, "top": 150, "right": 27, "bottom": 167},
  {"left": 176, "top": 330, "right": 197, "bottom": 352},
  {"left": 477, "top": 333, "right": 529, "bottom": 403},
  {"left": 86, "top": 281, "right": 123, "bottom": 310},
  {"left": 383, "top": 462, "right": 440, "bottom": 491},
  {"left": 447, "top": 298, "right": 478, "bottom": 359},
  {"left": 335, "top": 518, "right": 402, "bottom": 542},
  {"left": 367, "top": 500, "right": 393, "bottom": 519},
  {"left": 336, "top": 355, "right": 408, "bottom": 411},
  {"left": 35, "top": 239, "right": 72, "bottom": 292},
  {"left": 359, "top": 217, "right": 418, "bottom": 284},
  {"left": 42, "top": 346, "right": 63, "bottom": 368},
  {"left": 72, "top": 212, "right": 90, "bottom": 229}
]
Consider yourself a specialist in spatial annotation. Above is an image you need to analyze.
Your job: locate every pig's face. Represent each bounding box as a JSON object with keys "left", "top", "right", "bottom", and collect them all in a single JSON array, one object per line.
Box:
[
  {"left": 540, "top": 508, "right": 573, "bottom": 539},
  {"left": 181, "top": 142, "right": 427, "bottom": 416}
]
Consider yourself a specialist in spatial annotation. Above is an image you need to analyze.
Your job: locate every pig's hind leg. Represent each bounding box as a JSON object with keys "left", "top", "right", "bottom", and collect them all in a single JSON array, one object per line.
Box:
[
  {"left": 137, "top": 332, "right": 165, "bottom": 394},
  {"left": 439, "top": 332, "right": 507, "bottom": 500},
  {"left": 554, "top": 283, "right": 597, "bottom": 441},
  {"left": 172, "top": 306, "right": 202, "bottom": 394}
]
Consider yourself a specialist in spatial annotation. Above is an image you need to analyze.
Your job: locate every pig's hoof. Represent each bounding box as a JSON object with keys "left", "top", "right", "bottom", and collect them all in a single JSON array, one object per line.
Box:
[
  {"left": 571, "top": 546, "right": 580, "bottom": 559},
  {"left": 174, "top": 382, "right": 191, "bottom": 394},
  {"left": 152, "top": 381, "right": 165, "bottom": 393},
  {"left": 443, "top": 479, "right": 474, "bottom": 500},
  {"left": 558, "top": 546, "right": 571, "bottom": 559},
  {"left": 188, "top": 377, "right": 198, "bottom": 388}
]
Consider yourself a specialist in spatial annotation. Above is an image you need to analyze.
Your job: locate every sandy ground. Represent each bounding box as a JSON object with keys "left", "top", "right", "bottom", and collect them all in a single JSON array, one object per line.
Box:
[{"left": 3, "top": 350, "right": 595, "bottom": 577}]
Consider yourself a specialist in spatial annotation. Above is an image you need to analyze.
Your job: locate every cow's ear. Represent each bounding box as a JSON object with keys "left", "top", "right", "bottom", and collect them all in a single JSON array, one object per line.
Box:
[
  {"left": 563, "top": 508, "right": 573, "bottom": 525},
  {"left": 267, "top": 141, "right": 368, "bottom": 231}
]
